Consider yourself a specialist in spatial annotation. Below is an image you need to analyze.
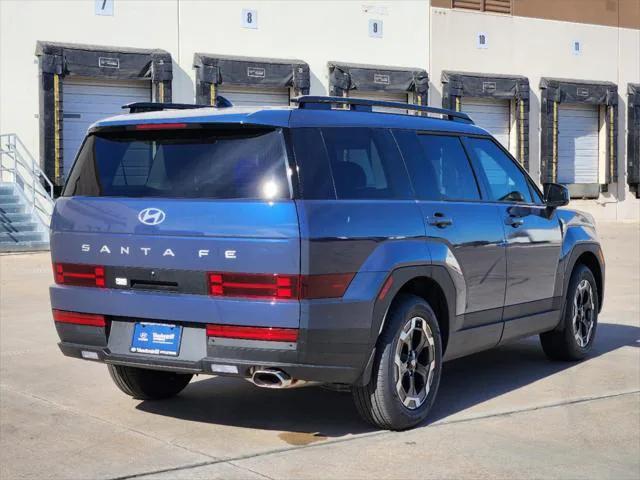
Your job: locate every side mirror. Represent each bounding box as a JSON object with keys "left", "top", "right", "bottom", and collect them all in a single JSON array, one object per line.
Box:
[{"left": 544, "top": 183, "right": 570, "bottom": 208}]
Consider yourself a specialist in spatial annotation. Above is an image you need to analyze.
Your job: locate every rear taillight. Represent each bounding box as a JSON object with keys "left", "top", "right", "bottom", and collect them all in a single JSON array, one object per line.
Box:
[
  {"left": 207, "top": 272, "right": 354, "bottom": 300},
  {"left": 206, "top": 324, "right": 298, "bottom": 342},
  {"left": 53, "top": 309, "right": 106, "bottom": 327},
  {"left": 53, "top": 263, "right": 105, "bottom": 288},
  {"left": 208, "top": 272, "right": 299, "bottom": 299}
]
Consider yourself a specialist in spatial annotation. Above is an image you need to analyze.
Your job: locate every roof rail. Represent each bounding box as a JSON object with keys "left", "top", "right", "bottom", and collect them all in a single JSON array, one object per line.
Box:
[
  {"left": 292, "top": 96, "right": 473, "bottom": 123},
  {"left": 123, "top": 96, "right": 233, "bottom": 113}
]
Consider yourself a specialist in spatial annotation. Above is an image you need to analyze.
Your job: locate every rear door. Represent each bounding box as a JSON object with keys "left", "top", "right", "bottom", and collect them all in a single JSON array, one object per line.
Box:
[
  {"left": 394, "top": 130, "right": 507, "bottom": 355},
  {"left": 52, "top": 125, "right": 300, "bottom": 325}
]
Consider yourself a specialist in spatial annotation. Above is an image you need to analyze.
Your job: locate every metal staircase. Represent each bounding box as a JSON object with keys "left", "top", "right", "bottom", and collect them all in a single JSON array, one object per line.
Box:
[{"left": 0, "top": 134, "right": 55, "bottom": 252}]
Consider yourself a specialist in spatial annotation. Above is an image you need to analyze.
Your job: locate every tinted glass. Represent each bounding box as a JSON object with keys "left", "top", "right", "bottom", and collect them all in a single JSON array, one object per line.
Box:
[
  {"left": 394, "top": 130, "right": 440, "bottom": 201},
  {"left": 405, "top": 133, "right": 480, "bottom": 201},
  {"left": 290, "top": 128, "right": 336, "bottom": 199},
  {"left": 321, "top": 128, "right": 413, "bottom": 200},
  {"left": 64, "top": 128, "right": 290, "bottom": 199},
  {"left": 466, "top": 138, "right": 532, "bottom": 203}
]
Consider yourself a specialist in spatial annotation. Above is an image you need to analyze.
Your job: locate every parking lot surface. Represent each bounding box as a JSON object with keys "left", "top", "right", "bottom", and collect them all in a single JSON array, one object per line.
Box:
[{"left": 1, "top": 222, "right": 639, "bottom": 480}]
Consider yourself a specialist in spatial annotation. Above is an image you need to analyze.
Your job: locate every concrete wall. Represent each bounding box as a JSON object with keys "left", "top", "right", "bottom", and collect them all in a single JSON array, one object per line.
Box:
[{"left": 429, "top": 6, "right": 640, "bottom": 221}]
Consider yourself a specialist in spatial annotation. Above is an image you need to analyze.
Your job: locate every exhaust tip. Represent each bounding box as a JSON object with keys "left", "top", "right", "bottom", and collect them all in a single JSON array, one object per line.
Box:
[{"left": 251, "top": 368, "right": 292, "bottom": 389}]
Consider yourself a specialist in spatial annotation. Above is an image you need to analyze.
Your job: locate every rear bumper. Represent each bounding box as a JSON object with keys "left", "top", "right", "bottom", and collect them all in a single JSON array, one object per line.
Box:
[
  {"left": 58, "top": 340, "right": 361, "bottom": 384},
  {"left": 50, "top": 274, "right": 384, "bottom": 384}
]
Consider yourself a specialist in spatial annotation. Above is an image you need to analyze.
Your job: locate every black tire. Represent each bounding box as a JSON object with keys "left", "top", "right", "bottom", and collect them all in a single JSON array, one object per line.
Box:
[
  {"left": 107, "top": 364, "right": 193, "bottom": 400},
  {"left": 540, "top": 264, "right": 599, "bottom": 361},
  {"left": 353, "top": 294, "right": 443, "bottom": 430}
]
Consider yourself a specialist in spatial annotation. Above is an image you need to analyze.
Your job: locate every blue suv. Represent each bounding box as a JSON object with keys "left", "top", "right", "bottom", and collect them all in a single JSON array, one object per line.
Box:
[{"left": 49, "top": 96, "right": 605, "bottom": 430}]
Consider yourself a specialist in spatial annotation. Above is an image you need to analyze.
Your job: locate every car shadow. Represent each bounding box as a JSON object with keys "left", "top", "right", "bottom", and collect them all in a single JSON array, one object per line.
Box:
[{"left": 136, "top": 322, "right": 638, "bottom": 439}]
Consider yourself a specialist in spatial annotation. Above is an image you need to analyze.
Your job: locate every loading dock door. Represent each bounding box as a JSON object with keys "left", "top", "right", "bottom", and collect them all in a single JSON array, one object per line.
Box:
[
  {"left": 352, "top": 90, "right": 408, "bottom": 113},
  {"left": 558, "top": 104, "right": 599, "bottom": 184},
  {"left": 62, "top": 77, "right": 150, "bottom": 176},
  {"left": 463, "top": 98, "right": 511, "bottom": 149},
  {"left": 217, "top": 86, "right": 290, "bottom": 107}
]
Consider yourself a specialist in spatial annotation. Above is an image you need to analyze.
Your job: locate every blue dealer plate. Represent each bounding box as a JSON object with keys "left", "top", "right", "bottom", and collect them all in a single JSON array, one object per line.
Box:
[{"left": 130, "top": 322, "right": 182, "bottom": 356}]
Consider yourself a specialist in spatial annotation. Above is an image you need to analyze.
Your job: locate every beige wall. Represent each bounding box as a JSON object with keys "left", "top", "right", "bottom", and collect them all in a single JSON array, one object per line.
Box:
[{"left": 429, "top": 6, "right": 640, "bottom": 221}]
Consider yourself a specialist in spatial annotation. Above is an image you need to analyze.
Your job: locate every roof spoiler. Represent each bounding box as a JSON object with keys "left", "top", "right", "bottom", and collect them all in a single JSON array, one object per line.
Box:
[
  {"left": 292, "top": 96, "right": 473, "bottom": 123},
  {"left": 123, "top": 96, "right": 233, "bottom": 113}
]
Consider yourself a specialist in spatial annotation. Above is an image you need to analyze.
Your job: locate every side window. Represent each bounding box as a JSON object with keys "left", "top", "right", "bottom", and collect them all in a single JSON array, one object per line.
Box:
[
  {"left": 393, "top": 130, "right": 440, "bottom": 201},
  {"left": 465, "top": 138, "right": 532, "bottom": 203},
  {"left": 290, "top": 128, "right": 336, "bottom": 199},
  {"left": 397, "top": 132, "right": 480, "bottom": 201},
  {"left": 321, "top": 128, "right": 413, "bottom": 200}
]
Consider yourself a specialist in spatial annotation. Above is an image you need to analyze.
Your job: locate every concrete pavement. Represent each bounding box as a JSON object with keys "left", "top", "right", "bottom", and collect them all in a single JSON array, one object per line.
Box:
[{"left": 1, "top": 222, "right": 638, "bottom": 479}]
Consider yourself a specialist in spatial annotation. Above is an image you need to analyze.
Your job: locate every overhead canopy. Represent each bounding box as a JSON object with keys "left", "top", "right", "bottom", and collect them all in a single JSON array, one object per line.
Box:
[
  {"left": 539, "top": 77, "right": 617, "bottom": 105},
  {"left": 193, "top": 53, "right": 309, "bottom": 92},
  {"left": 441, "top": 71, "right": 529, "bottom": 100},
  {"left": 328, "top": 61, "right": 428, "bottom": 104},
  {"left": 35, "top": 41, "right": 172, "bottom": 82}
]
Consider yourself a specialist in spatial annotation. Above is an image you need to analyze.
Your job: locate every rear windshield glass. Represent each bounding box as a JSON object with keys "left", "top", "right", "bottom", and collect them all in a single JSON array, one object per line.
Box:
[{"left": 63, "top": 127, "right": 291, "bottom": 199}]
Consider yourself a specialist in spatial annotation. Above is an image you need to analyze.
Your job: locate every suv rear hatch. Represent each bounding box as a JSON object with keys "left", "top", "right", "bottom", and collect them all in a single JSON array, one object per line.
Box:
[{"left": 50, "top": 124, "right": 300, "bottom": 328}]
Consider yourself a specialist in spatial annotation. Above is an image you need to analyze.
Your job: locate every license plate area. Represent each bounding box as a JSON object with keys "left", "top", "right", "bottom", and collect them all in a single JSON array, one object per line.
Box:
[{"left": 130, "top": 322, "right": 182, "bottom": 356}]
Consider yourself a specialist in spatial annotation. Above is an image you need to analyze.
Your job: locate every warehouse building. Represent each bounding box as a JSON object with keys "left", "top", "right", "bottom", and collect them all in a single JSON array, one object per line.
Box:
[{"left": 0, "top": 0, "right": 638, "bottom": 223}]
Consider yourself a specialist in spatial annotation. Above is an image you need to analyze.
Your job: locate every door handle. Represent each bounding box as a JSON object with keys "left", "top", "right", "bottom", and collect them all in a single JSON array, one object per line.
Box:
[
  {"left": 505, "top": 216, "right": 524, "bottom": 228},
  {"left": 427, "top": 213, "right": 453, "bottom": 228}
]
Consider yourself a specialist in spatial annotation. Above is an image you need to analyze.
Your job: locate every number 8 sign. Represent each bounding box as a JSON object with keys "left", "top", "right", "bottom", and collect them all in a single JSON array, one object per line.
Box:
[{"left": 242, "top": 9, "right": 258, "bottom": 29}]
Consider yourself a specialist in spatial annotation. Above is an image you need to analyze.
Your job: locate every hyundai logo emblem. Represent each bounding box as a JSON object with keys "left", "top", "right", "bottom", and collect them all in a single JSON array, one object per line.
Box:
[{"left": 138, "top": 208, "right": 166, "bottom": 226}]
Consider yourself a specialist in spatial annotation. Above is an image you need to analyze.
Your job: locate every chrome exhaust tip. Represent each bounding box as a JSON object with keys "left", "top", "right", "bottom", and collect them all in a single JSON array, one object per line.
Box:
[
  {"left": 248, "top": 368, "right": 318, "bottom": 389},
  {"left": 251, "top": 368, "right": 293, "bottom": 389}
]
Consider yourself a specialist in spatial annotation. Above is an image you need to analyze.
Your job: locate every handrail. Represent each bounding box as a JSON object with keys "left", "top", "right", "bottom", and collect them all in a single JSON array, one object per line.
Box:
[{"left": 0, "top": 133, "right": 55, "bottom": 228}]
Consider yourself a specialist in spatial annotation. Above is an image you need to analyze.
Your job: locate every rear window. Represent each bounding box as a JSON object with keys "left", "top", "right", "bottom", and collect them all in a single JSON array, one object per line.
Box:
[{"left": 63, "top": 127, "right": 291, "bottom": 199}]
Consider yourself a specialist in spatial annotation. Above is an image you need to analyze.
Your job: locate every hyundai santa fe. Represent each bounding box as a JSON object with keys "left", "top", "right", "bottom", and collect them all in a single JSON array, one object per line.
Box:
[{"left": 49, "top": 96, "right": 604, "bottom": 430}]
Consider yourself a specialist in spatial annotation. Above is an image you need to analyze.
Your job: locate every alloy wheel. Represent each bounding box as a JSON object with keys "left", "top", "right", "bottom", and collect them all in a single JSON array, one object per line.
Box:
[
  {"left": 572, "top": 279, "right": 595, "bottom": 348},
  {"left": 394, "top": 316, "right": 436, "bottom": 410}
]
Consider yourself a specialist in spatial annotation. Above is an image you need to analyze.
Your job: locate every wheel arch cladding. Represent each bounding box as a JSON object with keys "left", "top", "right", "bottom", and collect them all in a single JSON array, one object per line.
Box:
[
  {"left": 357, "top": 266, "right": 455, "bottom": 386},
  {"left": 394, "top": 276, "right": 451, "bottom": 354},
  {"left": 560, "top": 240, "right": 604, "bottom": 316},
  {"left": 573, "top": 251, "right": 604, "bottom": 313}
]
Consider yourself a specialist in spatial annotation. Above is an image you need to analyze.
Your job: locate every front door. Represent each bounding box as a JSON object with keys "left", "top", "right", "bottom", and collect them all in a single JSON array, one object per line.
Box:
[{"left": 463, "top": 137, "right": 563, "bottom": 340}]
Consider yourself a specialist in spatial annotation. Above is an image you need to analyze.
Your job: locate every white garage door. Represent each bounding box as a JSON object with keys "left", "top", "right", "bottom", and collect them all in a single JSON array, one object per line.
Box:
[
  {"left": 217, "top": 85, "right": 290, "bottom": 107},
  {"left": 558, "top": 104, "right": 599, "bottom": 184},
  {"left": 63, "top": 77, "right": 150, "bottom": 176},
  {"left": 462, "top": 97, "right": 511, "bottom": 149},
  {"left": 352, "top": 90, "right": 408, "bottom": 113}
]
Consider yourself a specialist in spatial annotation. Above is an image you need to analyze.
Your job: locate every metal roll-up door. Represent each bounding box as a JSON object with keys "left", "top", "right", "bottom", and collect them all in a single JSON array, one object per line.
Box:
[
  {"left": 351, "top": 90, "right": 408, "bottom": 113},
  {"left": 462, "top": 97, "right": 511, "bottom": 149},
  {"left": 62, "top": 77, "right": 150, "bottom": 176},
  {"left": 217, "top": 85, "right": 291, "bottom": 107},
  {"left": 558, "top": 104, "right": 599, "bottom": 184}
]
